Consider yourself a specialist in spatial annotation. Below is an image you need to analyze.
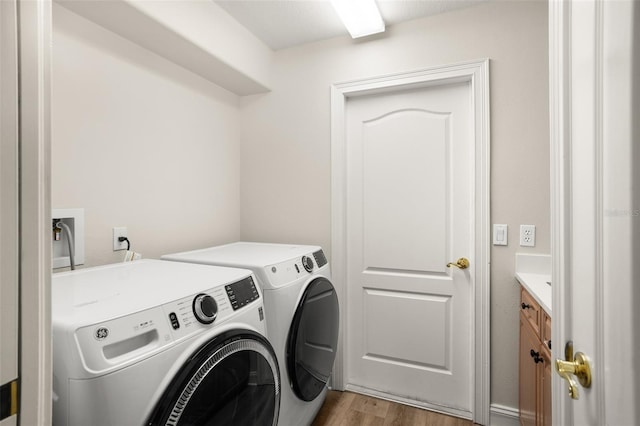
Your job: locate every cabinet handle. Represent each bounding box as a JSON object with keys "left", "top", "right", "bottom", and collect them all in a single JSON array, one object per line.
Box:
[
  {"left": 521, "top": 302, "right": 533, "bottom": 310},
  {"left": 530, "top": 349, "right": 544, "bottom": 364}
]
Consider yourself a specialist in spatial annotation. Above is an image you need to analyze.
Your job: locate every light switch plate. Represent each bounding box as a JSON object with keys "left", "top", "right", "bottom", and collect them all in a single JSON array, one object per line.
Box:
[{"left": 493, "top": 224, "right": 508, "bottom": 246}]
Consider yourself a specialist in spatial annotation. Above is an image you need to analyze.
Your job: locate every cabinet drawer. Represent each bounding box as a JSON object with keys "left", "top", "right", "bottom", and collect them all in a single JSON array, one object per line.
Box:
[{"left": 520, "top": 287, "right": 541, "bottom": 335}]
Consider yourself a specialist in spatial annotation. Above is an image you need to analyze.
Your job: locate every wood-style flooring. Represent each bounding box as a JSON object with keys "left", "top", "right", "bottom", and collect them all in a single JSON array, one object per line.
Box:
[{"left": 311, "top": 391, "right": 475, "bottom": 426}]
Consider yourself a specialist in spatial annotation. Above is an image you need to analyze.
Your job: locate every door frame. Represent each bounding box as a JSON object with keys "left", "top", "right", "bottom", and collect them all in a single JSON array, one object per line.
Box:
[
  {"left": 17, "top": 0, "right": 53, "bottom": 424},
  {"left": 330, "top": 59, "right": 490, "bottom": 425},
  {"left": 1, "top": 0, "right": 20, "bottom": 424},
  {"left": 550, "top": 0, "right": 638, "bottom": 424}
]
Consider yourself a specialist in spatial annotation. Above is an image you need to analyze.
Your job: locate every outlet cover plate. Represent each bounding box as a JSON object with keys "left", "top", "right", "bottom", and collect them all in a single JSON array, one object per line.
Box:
[
  {"left": 520, "top": 224, "right": 536, "bottom": 247},
  {"left": 113, "top": 227, "right": 128, "bottom": 251}
]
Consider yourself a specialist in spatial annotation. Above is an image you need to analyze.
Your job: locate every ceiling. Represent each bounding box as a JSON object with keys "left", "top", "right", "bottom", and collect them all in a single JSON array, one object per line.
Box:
[{"left": 214, "top": 0, "right": 487, "bottom": 51}]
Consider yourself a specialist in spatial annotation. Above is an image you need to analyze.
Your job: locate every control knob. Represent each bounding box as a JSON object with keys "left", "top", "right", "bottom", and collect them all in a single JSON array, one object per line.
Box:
[
  {"left": 302, "top": 256, "right": 314, "bottom": 273},
  {"left": 193, "top": 293, "right": 218, "bottom": 324}
]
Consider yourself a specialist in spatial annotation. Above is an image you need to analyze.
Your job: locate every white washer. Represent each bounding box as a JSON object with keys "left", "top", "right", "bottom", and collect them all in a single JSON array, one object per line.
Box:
[
  {"left": 52, "top": 259, "right": 280, "bottom": 426},
  {"left": 162, "top": 242, "right": 339, "bottom": 426}
]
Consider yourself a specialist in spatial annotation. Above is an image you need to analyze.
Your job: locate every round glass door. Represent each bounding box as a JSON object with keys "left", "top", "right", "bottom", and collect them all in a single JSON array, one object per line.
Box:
[
  {"left": 286, "top": 277, "right": 339, "bottom": 401},
  {"left": 147, "top": 331, "right": 280, "bottom": 426}
]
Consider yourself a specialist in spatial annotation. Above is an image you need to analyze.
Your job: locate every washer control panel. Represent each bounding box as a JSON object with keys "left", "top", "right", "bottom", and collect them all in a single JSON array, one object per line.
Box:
[
  {"left": 71, "top": 273, "right": 262, "bottom": 375},
  {"left": 225, "top": 276, "right": 259, "bottom": 311},
  {"left": 165, "top": 285, "right": 230, "bottom": 337},
  {"left": 192, "top": 293, "right": 218, "bottom": 324}
]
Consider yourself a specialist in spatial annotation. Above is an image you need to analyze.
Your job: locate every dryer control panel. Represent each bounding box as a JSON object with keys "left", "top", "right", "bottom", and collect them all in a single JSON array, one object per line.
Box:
[{"left": 265, "top": 250, "right": 329, "bottom": 288}]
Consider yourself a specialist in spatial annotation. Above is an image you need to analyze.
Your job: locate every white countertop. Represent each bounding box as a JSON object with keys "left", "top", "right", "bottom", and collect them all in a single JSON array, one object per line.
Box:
[{"left": 515, "top": 253, "right": 551, "bottom": 315}]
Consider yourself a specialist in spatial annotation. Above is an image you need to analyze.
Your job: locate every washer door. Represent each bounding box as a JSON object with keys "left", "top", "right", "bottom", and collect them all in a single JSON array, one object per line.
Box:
[
  {"left": 286, "top": 277, "right": 340, "bottom": 401},
  {"left": 146, "top": 330, "right": 280, "bottom": 426}
]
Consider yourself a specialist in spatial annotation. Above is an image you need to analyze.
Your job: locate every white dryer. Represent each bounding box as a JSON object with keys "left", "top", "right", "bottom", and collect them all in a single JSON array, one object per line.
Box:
[
  {"left": 162, "top": 242, "right": 339, "bottom": 426},
  {"left": 52, "top": 259, "right": 280, "bottom": 426}
]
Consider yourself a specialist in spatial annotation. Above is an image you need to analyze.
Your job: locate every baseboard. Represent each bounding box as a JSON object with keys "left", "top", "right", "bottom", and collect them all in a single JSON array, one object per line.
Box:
[{"left": 489, "top": 404, "right": 519, "bottom": 426}]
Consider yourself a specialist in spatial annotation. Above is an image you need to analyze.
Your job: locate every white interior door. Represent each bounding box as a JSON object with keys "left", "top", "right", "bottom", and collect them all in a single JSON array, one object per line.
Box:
[
  {"left": 550, "top": 1, "right": 638, "bottom": 424},
  {"left": 345, "top": 81, "right": 475, "bottom": 418}
]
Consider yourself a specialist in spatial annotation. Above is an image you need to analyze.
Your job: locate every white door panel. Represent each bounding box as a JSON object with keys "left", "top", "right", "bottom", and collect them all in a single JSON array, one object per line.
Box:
[
  {"left": 346, "top": 82, "right": 473, "bottom": 415},
  {"left": 362, "top": 109, "right": 449, "bottom": 272},
  {"left": 363, "top": 289, "right": 451, "bottom": 369}
]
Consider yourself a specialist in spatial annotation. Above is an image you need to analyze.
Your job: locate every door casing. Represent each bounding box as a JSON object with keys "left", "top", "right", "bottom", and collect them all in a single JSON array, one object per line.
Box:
[
  {"left": 0, "top": 1, "right": 20, "bottom": 423},
  {"left": 18, "top": 0, "right": 53, "bottom": 424},
  {"left": 330, "top": 59, "right": 490, "bottom": 425}
]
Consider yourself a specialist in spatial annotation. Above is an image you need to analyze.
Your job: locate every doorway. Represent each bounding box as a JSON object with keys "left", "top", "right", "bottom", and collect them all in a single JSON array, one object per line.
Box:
[{"left": 330, "top": 60, "right": 490, "bottom": 424}]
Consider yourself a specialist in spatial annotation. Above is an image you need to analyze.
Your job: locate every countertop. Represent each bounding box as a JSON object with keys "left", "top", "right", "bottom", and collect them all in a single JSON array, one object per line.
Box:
[{"left": 515, "top": 253, "right": 551, "bottom": 315}]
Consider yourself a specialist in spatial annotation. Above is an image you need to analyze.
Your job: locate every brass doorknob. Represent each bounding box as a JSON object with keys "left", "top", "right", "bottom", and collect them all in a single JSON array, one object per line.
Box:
[
  {"left": 446, "top": 258, "right": 469, "bottom": 269},
  {"left": 555, "top": 341, "right": 592, "bottom": 400}
]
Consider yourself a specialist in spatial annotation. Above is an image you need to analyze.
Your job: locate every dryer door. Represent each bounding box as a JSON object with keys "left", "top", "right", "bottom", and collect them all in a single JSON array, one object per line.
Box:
[
  {"left": 286, "top": 277, "right": 340, "bottom": 401},
  {"left": 146, "top": 330, "right": 280, "bottom": 426}
]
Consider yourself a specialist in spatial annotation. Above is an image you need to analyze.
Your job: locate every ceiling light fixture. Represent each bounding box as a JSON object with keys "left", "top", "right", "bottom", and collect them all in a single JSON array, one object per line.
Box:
[{"left": 330, "top": 0, "right": 385, "bottom": 39}]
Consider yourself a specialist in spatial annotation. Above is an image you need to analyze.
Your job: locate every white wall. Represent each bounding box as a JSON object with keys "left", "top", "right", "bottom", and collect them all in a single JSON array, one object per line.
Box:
[
  {"left": 239, "top": 1, "right": 550, "bottom": 410},
  {"left": 51, "top": 0, "right": 550, "bottom": 412},
  {"left": 52, "top": 4, "right": 242, "bottom": 267},
  {"left": 56, "top": 0, "right": 273, "bottom": 95}
]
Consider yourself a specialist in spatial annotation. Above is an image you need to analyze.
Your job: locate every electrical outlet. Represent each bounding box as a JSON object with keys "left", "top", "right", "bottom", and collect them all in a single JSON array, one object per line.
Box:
[
  {"left": 113, "top": 227, "right": 128, "bottom": 251},
  {"left": 520, "top": 225, "right": 536, "bottom": 247}
]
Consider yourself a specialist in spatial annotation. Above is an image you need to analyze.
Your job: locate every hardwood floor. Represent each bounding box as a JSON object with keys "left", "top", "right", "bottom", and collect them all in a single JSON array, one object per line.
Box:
[{"left": 311, "top": 391, "right": 474, "bottom": 426}]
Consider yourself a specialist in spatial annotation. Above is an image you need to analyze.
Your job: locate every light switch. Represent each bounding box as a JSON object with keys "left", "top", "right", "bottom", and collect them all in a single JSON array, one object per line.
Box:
[{"left": 493, "top": 224, "right": 508, "bottom": 246}]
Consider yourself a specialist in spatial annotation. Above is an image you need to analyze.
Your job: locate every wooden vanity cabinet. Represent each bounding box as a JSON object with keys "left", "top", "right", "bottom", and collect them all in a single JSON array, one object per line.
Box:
[
  {"left": 519, "top": 286, "right": 552, "bottom": 426},
  {"left": 540, "top": 343, "right": 552, "bottom": 426}
]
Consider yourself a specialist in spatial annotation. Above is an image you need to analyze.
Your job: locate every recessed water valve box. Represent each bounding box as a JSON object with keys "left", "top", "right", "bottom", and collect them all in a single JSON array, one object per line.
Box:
[{"left": 52, "top": 208, "right": 85, "bottom": 269}]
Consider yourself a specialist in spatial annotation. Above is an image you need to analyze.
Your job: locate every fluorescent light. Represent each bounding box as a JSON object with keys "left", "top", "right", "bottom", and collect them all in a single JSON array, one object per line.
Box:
[{"left": 330, "top": 0, "right": 385, "bottom": 39}]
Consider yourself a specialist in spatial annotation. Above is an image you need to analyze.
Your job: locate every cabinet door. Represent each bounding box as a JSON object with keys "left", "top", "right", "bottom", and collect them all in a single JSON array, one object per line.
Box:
[
  {"left": 519, "top": 314, "right": 538, "bottom": 426},
  {"left": 540, "top": 345, "right": 552, "bottom": 426}
]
